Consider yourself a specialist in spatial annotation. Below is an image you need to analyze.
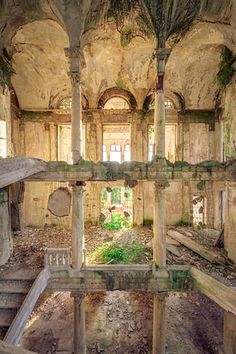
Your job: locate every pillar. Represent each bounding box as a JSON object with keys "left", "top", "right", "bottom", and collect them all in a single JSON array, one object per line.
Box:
[
  {"left": 72, "top": 183, "right": 85, "bottom": 269},
  {"left": 71, "top": 293, "right": 86, "bottom": 354},
  {"left": 224, "top": 311, "right": 236, "bottom": 354},
  {"left": 153, "top": 295, "right": 166, "bottom": 354},
  {"left": 152, "top": 48, "right": 171, "bottom": 354},
  {"left": 224, "top": 182, "right": 236, "bottom": 263},
  {"left": 65, "top": 45, "right": 86, "bottom": 353}
]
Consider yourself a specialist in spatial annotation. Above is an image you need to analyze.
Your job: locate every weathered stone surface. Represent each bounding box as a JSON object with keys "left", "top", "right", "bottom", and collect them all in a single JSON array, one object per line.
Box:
[
  {"left": 47, "top": 187, "right": 71, "bottom": 217},
  {"left": 0, "top": 189, "right": 12, "bottom": 266}
]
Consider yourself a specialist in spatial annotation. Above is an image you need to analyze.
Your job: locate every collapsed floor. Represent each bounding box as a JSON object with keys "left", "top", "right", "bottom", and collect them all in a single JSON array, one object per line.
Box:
[{"left": 1, "top": 225, "right": 235, "bottom": 354}]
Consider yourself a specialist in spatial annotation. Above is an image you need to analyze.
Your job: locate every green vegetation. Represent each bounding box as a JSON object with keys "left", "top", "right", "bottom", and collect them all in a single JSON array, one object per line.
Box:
[
  {"left": 216, "top": 47, "right": 235, "bottom": 91},
  {"left": 89, "top": 241, "right": 151, "bottom": 264},
  {"left": 175, "top": 219, "right": 192, "bottom": 227},
  {"left": 111, "top": 188, "right": 121, "bottom": 205},
  {"left": 197, "top": 181, "right": 205, "bottom": 191},
  {"left": 102, "top": 214, "right": 131, "bottom": 230}
]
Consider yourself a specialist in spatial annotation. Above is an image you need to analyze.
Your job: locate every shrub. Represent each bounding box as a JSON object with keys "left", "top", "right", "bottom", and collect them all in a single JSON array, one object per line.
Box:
[{"left": 89, "top": 242, "right": 151, "bottom": 264}]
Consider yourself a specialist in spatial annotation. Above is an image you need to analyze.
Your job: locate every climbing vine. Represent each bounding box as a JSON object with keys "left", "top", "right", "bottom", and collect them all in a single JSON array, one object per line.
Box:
[{"left": 0, "top": 54, "right": 13, "bottom": 92}]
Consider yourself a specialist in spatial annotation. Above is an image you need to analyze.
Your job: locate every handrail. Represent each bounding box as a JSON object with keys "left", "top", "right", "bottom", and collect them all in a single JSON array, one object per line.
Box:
[{"left": 4, "top": 268, "right": 50, "bottom": 345}]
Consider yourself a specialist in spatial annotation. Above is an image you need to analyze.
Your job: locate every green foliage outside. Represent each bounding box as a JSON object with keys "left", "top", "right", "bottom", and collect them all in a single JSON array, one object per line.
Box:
[
  {"left": 89, "top": 241, "right": 151, "bottom": 264},
  {"left": 101, "top": 189, "right": 108, "bottom": 208},
  {"left": 111, "top": 188, "right": 121, "bottom": 205},
  {"left": 102, "top": 214, "right": 131, "bottom": 230}
]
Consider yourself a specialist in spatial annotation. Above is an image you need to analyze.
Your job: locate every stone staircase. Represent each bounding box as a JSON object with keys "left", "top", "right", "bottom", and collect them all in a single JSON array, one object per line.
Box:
[{"left": 0, "top": 269, "right": 38, "bottom": 340}]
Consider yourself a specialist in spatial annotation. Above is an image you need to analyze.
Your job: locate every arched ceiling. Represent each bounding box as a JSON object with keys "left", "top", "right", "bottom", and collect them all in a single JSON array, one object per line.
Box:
[{"left": 4, "top": 1, "right": 236, "bottom": 111}]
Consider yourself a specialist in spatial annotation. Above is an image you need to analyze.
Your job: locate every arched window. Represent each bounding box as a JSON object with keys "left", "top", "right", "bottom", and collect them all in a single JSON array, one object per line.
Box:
[{"left": 104, "top": 97, "right": 130, "bottom": 110}]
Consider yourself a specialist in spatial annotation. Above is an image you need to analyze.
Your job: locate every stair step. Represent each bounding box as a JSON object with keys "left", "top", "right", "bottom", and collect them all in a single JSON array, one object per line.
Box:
[
  {"left": 0, "top": 293, "right": 26, "bottom": 309},
  {"left": 0, "top": 308, "right": 17, "bottom": 327},
  {"left": 0, "top": 279, "right": 33, "bottom": 294},
  {"left": 0, "top": 269, "right": 38, "bottom": 281}
]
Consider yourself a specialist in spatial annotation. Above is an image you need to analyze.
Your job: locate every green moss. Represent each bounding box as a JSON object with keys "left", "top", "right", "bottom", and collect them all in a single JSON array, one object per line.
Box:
[
  {"left": 115, "top": 75, "right": 126, "bottom": 89},
  {"left": 197, "top": 181, "right": 205, "bottom": 191},
  {"left": 120, "top": 26, "right": 133, "bottom": 47}
]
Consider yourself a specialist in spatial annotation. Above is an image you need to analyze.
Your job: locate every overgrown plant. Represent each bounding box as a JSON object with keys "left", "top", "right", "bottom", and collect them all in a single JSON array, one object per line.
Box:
[{"left": 89, "top": 241, "right": 151, "bottom": 264}]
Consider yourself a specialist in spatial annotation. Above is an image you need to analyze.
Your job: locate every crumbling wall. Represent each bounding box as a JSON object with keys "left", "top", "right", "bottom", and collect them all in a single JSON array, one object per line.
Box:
[{"left": 20, "top": 110, "right": 218, "bottom": 227}]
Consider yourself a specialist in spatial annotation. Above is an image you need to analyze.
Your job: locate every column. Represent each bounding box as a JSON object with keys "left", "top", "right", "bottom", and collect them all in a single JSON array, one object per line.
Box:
[
  {"left": 224, "top": 311, "right": 236, "bottom": 354},
  {"left": 65, "top": 46, "right": 86, "bottom": 354},
  {"left": 65, "top": 45, "right": 85, "bottom": 270},
  {"left": 153, "top": 48, "right": 171, "bottom": 268},
  {"left": 65, "top": 46, "right": 83, "bottom": 164},
  {"left": 71, "top": 293, "right": 86, "bottom": 354},
  {"left": 152, "top": 48, "right": 170, "bottom": 354},
  {"left": 153, "top": 295, "right": 166, "bottom": 354}
]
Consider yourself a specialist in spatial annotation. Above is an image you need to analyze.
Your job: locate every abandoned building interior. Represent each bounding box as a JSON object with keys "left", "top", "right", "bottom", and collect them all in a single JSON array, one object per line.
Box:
[{"left": 1, "top": 0, "right": 236, "bottom": 353}]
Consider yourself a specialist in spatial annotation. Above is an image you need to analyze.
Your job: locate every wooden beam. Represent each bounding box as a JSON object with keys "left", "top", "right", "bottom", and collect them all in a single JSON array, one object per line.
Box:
[
  {"left": 168, "top": 230, "right": 226, "bottom": 265},
  {"left": 190, "top": 267, "right": 236, "bottom": 316}
]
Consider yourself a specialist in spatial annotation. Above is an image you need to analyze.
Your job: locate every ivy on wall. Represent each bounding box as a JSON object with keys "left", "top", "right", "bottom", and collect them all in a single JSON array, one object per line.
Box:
[{"left": 216, "top": 47, "right": 235, "bottom": 91}]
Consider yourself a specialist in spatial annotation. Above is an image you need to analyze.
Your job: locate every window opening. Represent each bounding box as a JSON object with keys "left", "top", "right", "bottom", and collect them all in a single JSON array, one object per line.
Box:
[
  {"left": 0, "top": 120, "right": 7, "bottom": 158},
  {"left": 192, "top": 196, "right": 206, "bottom": 227}
]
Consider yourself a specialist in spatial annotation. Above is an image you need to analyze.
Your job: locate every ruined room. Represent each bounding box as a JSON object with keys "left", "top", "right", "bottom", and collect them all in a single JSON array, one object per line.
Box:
[{"left": 0, "top": 1, "right": 236, "bottom": 353}]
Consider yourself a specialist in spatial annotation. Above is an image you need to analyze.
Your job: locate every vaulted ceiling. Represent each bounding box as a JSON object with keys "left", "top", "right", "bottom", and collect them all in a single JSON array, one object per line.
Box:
[{"left": 1, "top": 0, "right": 236, "bottom": 110}]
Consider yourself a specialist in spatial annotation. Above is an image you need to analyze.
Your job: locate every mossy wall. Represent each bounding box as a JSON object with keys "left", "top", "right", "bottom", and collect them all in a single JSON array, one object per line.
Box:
[{"left": 222, "top": 74, "right": 236, "bottom": 160}]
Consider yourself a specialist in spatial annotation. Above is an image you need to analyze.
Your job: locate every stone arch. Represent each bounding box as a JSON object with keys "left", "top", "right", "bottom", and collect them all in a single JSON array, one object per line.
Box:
[{"left": 97, "top": 87, "right": 137, "bottom": 109}]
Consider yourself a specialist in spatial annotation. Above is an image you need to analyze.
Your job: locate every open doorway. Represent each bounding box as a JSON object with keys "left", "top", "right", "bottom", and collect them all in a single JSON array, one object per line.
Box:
[
  {"left": 192, "top": 195, "right": 207, "bottom": 227},
  {"left": 102, "top": 125, "right": 131, "bottom": 163},
  {"left": 100, "top": 186, "right": 133, "bottom": 228}
]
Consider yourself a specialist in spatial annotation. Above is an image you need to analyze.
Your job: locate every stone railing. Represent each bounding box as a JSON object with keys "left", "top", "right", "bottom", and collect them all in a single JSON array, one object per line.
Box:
[{"left": 44, "top": 248, "right": 72, "bottom": 270}]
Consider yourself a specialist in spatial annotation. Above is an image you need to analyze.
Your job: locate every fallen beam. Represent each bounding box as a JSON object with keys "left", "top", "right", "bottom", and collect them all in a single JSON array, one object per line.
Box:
[
  {"left": 23, "top": 158, "right": 236, "bottom": 182},
  {"left": 0, "top": 157, "right": 48, "bottom": 188},
  {"left": 190, "top": 267, "right": 236, "bottom": 316},
  {"left": 168, "top": 230, "right": 226, "bottom": 265}
]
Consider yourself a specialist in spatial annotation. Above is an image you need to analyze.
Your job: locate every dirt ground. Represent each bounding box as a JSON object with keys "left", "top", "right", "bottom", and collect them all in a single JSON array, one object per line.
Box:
[{"left": 1, "top": 225, "right": 235, "bottom": 353}]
